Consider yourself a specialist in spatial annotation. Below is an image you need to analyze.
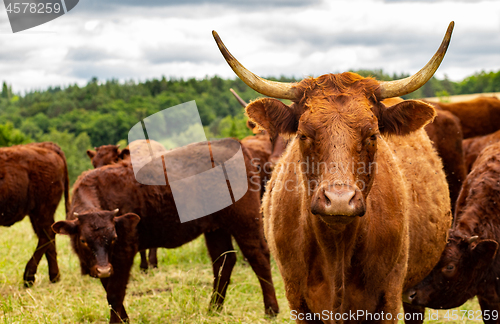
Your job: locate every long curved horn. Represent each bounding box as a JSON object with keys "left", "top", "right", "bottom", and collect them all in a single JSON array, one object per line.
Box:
[
  {"left": 230, "top": 88, "right": 248, "bottom": 107},
  {"left": 377, "top": 21, "right": 454, "bottom": 99},
  {"left": 213, "top": 31, "right": 297, "bottom": 100}
]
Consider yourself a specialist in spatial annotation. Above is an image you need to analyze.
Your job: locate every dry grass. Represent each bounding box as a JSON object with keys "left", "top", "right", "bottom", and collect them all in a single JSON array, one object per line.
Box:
[{"left": 0, "top": 202, "right": 483, "bottom": 323}]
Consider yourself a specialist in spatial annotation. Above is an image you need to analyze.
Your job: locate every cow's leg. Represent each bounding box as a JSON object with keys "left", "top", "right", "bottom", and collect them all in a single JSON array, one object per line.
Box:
[
  {"left": 139, "top": 250, "right": 148, "bottom": 271},
  {"left": 204, "top": 229, "right": 237, "bottom": 312},
  {"left": 148, "top": 248, "right": 158, "bottom": 268},
  {"left": 403, "top": 303, "right": 425, "bottom": 324},
  {"left": 232, "top": 230, "right": 279, "bottom": 316},
  {"left": 478, "top": 296, "right": 500, "bottom": 324},
  {"left": 100, "top": 273, "right": 130, "bottom": 323},
  {"left": 24, "top": 213, "right": 59, "bottom": 286}
]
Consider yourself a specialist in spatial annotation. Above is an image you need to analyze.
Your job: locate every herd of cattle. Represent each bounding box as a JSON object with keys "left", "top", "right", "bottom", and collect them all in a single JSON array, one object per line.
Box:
[{"left": 2, "top": 21, "right": 500, "bottom": 323}]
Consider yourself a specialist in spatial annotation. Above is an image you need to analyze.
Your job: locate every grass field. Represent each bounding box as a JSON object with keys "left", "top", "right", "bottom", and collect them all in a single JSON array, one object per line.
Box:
[{"left": 0, "top": 202, "right": 485, "bottom": 323}]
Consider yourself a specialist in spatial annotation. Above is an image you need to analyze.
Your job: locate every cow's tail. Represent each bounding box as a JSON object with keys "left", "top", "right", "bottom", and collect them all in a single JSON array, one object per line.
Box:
[
  {"left": 46, "top": 142, "right": 70, "bottom": 217},
  {"left": 62, "top": 154, "right": 70, "bottom": 217}
]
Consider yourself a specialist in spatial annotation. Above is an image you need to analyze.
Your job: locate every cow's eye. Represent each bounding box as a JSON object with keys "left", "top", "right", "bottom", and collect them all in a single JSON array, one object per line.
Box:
[
  {"left": 442, "top": 263, "right": 456, "bottom": 277},
  {"left": 299, "top": 134, "right": 307, "bottom": 141},
  {"left": 80, "top": 239, "right": 86, "bottom": 244},
  {"left": 370, "top": 134, "right": 377, "bottom": 141}
]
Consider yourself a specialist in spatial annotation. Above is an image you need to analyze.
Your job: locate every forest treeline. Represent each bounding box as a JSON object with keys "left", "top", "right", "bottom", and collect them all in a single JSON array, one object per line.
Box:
[{"left": 1, "top": 69, "right": 499, "bottom": 183}]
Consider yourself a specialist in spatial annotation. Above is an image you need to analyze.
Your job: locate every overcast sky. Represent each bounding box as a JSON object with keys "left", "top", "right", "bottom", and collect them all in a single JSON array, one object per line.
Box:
[{"left": 0, "top": 0, "right": 499, "bottom": 93}]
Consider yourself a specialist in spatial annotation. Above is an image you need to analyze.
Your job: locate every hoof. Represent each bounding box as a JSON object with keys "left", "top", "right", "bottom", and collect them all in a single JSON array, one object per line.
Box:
[
  {"left": 265, "top": 306, "right": 279, "bottom": 317},
  {"left": 23, "top": 279, "right": 34, "bottom": 288},
  {"left": 50, "top": 273, "right": 61, "bottom": 283}
]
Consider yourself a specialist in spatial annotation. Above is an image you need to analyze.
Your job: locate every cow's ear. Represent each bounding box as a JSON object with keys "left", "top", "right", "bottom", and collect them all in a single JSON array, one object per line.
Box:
[
  {"left": 115, "top": 213, "right": 140, "bottom": 230},
  {"left": 52, "top": 220, "right": 78, "bottom": 235},
  {"left": 119, "top": 148, "right": 130, "bottom": 160},
  {"left": 246, "top": 119, "right": 257, "bottom": 131},
  {"left": 470, "top": 239, "right": 498, "bottom": 267},
  {"left": 246, "top": 98, "right": 297, "bottom": 137},
  {"left": 376, "top": 100, "right": 436, "bottom": 136},
  {"left": 86, "top": 150, "right": 96, "bottom": 159}
]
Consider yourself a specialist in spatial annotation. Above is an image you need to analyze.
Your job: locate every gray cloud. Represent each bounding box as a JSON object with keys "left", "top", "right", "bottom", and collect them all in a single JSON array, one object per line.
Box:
[
  {"left": 66, "top": 46, "right": 114, "bottom": 62},
  {"left": 144, "top": 44, "right": 219, "bottom": 64},
  {"left": 78, "top": 0, "right": 320, "bottom": 12}
]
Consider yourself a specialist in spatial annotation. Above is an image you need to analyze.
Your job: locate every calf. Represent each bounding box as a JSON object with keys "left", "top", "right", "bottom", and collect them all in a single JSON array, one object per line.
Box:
[
  {"left": 404, "top": 141, "right": 500, "bottom": 322},
  {"left": 463, "top": 130, "right": 500, "bottom": 173},
  {"left": 53, "top": 139, "right": 279, "bottom": 323},
  {"left": 0, "top": 142, "right": 69, "bottom": 286},
  {"left": 87, "top": 140, "right": 161, "bottom": 271}
]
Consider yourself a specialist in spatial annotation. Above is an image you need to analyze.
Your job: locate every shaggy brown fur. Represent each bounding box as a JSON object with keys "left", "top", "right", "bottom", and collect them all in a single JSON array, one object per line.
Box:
[
  {"left": 54, "top": 139, "right": 279, "bottom": 323},
  {"left": 463, "top": 130, "right": 500, "bottom": 173},
  {"left": 246, "top": 72, "right": 451, "bottom": 323},
  {"left": 383, "top": 98, "right": 466, "bottom": 214},
  {"left": 404, "top": 142, "right": 500, "bottom": 318},
  {"left": 0, "top": 142, "right": 69, "bottom": 286},
  {"left": 426, "top": 96, "right": 500, "bottom": 139}
]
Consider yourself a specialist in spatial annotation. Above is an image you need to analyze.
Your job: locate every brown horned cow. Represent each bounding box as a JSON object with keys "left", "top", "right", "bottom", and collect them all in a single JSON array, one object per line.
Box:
[
  {"left": 53, "top": 138, "right": 279, "bottom": 323},
  {"left": 403, "top": 142, "right": 500, "bottom": 322},
  {"left": 213, "top": 22, "right": 454, "bottom": 323},
  {"left": 425, "top": 96, "right": 500, "bottom": 139},
  {"left": 0, "top": 142, "right": 69, "bottom": 286},
  {"left": 462, "top": 129, "right": 500, "bottom": 173}
]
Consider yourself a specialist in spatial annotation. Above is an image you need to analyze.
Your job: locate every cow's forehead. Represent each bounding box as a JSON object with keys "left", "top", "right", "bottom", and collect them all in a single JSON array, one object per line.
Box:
[
  {"left": 298, "top": 96, "right": 378, "bottom": 134},
  {"left": 295, "top": 72, "right": 379, "bottom": 101},
  {"left": 294, "top": 73, "right": 379, "bottom": 129},
  {"left": 441, "top": 241, "right": 464, "bottom": 263},
  {"left": 78, "top": 212, "right": 115, "bottom": 231}
]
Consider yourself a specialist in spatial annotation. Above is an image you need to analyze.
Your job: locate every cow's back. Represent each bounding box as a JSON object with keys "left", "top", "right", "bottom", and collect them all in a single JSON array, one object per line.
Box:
[
  {"left": 0, "top": 143, "right": 67, "bottom": 226},
  {"left": 431, "top": 97, "right": 500, "bottom": 138},
  {"left": 385, "top": 129, "right": 452, "bottom": 289},
  {"left": 463, "top": 130, "right": 500, "bottom": 173}
]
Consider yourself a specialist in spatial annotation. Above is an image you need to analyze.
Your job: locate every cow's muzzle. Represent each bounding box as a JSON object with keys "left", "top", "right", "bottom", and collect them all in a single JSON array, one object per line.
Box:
[
  {"left": 311, "top": 185, "right": 366, "bottom": 220},
  {"left": 94, "top": 264, "right": 113, "bottom": 278}
]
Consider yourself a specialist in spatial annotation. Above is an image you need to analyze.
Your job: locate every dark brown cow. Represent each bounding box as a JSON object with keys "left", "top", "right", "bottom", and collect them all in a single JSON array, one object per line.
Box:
[
  {"left": 53, "top": 139, "right": 279, "bottom": 323},
  {"left": 403, "top": 142, "right": 500, "bottom": 321},
  {"left": 87, "top": 140, "right": 162, "bottom": 271},
  {"left": 463, "top": 130, "right": 500, "bottom": 173},
  {"left": 214, "top": 22, "right": 454, "bottom": 323},
  {"left": 0, "top": 142, "right": 69, "bottom": 286},
  {"left": 87, "top": 144, "right": 130, "bottom": 168},
  {"left": 425, "top": 96, "right": 500, "bottom": 139}
]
